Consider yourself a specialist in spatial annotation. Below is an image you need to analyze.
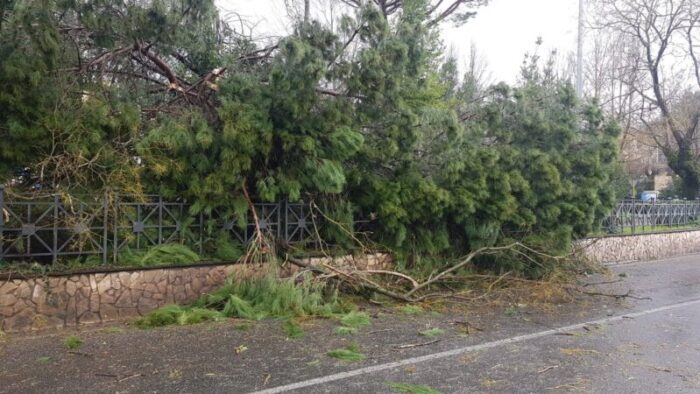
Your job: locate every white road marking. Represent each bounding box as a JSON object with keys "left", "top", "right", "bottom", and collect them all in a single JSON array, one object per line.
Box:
[{"left": 251, "top": 297, "right": 700, "bottom": 394}]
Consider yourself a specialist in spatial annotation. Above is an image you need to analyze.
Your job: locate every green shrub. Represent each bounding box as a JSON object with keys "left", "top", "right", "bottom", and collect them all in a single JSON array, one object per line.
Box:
[
  {"left": 63, "top": 335, "right": 83, "bottom": 350},
  {"left": 138, "top": 274, "right": 347, "bottom": 328},
  {"left": 135, "top": 305, "right": 221, "bottom": 328},
  {"left": 140, "top": 244, "right": 201, "bottom": 266}
]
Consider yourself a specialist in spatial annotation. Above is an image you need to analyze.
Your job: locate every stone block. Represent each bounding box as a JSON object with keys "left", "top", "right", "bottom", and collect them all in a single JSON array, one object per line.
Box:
[
  {"left": 0, "top": 292, "right": 17, "bottom": 308},
  {"left": 65, "top": 296, "right": 77, "bottom": 326},
  {"left": 97, "top": 275, "right": 112, "bottom": 293},
  {"left": 117, "top": 307, "right": 139, "bottom": 319},
  {"left": 115, "top": 289, "right": 133, "bottom": 307},
  {"left": 65, "top": 280, "right": 78, "bottom": 296},
  {"left": 3, "top": 308, "right": 35, "bottom": 332},
  {"left": 16, "top": 281, "right": 33, "bottom": 299},
  {"left": 0, "top": 281, "right": 17, "bottom": 295},
  {"left": 137, "top": 296, "right": 160, "bottom": 315},
  {"left": 0, "top": 305, "right": 13, "bottom": 317},
  {"left": 78, "top": 310, "right": 100, "bottom": 324},
  {"left": 99, "top": 303, "right": 119, "bottom": 322}
]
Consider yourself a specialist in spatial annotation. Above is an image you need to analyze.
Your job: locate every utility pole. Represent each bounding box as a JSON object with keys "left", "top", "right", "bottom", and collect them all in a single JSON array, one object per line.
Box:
[{"left": 576, "top": 0, "right": 585, "bottom": 97}]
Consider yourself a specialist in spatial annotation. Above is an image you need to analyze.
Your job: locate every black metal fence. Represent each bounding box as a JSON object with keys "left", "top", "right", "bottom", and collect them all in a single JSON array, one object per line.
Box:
[
  {"left": 601, "top": 199, "right": 700, "bottom": 234},
  {"left": 0, "top": 185, "right": 332, "bottom": 264},
  {"left": 6, "top": 183, "right": 698, "bottom": 263}
]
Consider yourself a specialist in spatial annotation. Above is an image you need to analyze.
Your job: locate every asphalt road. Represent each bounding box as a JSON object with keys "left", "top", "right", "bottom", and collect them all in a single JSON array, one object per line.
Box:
[
  {"left": 1, "top": 254, "right": 700, "bottom": 393},
  {"left": 257, "top": 255, "right": 700, "bottom": 394}
]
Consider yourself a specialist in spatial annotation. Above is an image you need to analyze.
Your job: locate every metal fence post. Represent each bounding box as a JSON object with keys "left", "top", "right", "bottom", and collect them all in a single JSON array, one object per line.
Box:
[
  {"left": 631, "top": 198, "right": 636, "bottom": 234},
  {"left": 113, "top": 192, "right": 119, "bottom": 263},
  {"left": 198, "top": 212, "right": 203, "bottom": 256},
  {"left": 158, "top": 195, "right": 163, "bottom": 245},
  {"left": 53, "top": 193, "right": 59, "bottom": 264},
  {"left": 102, "top": 193, "right": 108, "bottom": 264},
  {"left": 0, "top": 184, "right": 4, "bottom": 261}
]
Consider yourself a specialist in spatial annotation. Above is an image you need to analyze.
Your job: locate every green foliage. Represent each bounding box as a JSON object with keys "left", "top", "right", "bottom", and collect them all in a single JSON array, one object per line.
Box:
[
  {"left": 234, "top": 323, "right": 252, "bottom": 331},
  {"left": 418, "top": 328, "right": 445, "bottom": 337},
  {"left": 138, "top": 274, "right": 347, "bottom": 328},
  {"left": 327, "top": 343, "right": 366, "bottom": 362},
  {"left": 135, "top": 305, "right": 222, "bottom": 328},
  {"left": 386, "top": 382, "right": 442, "bottom": 394},
  {"left": 283, "top": 320, "right": 304, "bottom": 338},
  {"left": 339, "top": 311, "right": 370, "bottom": 329},
  {"left": 399, "top": 305, "right": 424, "bottom": 315},
  {"left": 333, "top": 326, "right": 357, "bottom": 336},
  {"left": 63, "top": 335, "right": 83, "bottom": 350},
  {"left": 1, "top": 0, "right": 621, "bottom": 278},
  {"left": 139, "top": 244, "right": 202, "bottom": 266},
  {"left": 195, "top": 275, "right": 347, "bottom": 320},
  {"left": 333, "top": 310, "right": 370, "bottom": 335}
]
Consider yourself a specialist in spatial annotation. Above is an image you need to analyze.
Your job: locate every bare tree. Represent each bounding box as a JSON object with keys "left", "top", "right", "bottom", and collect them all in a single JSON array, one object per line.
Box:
[{"left": 590, "top": 0, "right": 700, "bottom": 197}]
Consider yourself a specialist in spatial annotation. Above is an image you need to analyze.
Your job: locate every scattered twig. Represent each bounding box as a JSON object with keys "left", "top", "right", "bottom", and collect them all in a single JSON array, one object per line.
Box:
[
  {"left": 117, "top": 373, "right": 143, "bottom": 382},
  {"left": 554, "top": 332, "right": 577, "bottom": 336},
  {"left": 451, "top": 321, "right": 483, "bottom": 334},
  {"left": 68, "top": 351, "right": 93, "bottom": 357},
  {"left": 368, "top": 328, "right": 393, "bottom": 334},
  {"left": 582, "top": 279, "right": 623, "bottom": 287},
  {"left": 393, "top": 339, "right": 440, "bottom": 349},
  {"left": 95, "top": 373, "right": 118, "bottom": 378},
  {"left": 356, "top": 270, "right": 419, "bottom": 289},
  {"left": 538, "top": 365, "right": 559, "bottom": 374},
  {"left": 578, "top": 289, "right": 651, "bottom": 300}
]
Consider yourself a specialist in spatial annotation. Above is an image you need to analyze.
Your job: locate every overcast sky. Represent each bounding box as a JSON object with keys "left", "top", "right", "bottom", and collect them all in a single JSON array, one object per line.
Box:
[{"left": 217, "top": 0, "right": 581, "bottom": 83}]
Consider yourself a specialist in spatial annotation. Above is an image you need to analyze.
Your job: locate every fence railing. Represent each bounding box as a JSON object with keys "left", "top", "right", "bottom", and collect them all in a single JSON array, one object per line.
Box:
[
  {"left": 0, "top": 185, "right": 359, "bottom": 264},
  {"left": 601, "top": 199, "right": 700, "bottom": 234}
]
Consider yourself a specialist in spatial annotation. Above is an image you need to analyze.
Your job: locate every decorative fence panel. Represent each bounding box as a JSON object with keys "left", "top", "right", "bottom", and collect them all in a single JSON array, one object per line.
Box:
[
  {"left": 0, "top": 185, "right": 340, "bottom": 264},
  {"left": 601, "top": 199, "right": 700, "bottom": 234}
]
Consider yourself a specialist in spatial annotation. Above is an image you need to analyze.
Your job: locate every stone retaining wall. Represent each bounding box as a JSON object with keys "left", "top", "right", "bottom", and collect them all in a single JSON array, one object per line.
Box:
[
  {"left": 578, "top": 230, "right": 700, "bottom": 264},
  {"left": 0, "top": 264, "right": 238, "bottom": 332},
  {"left": 0, "top": 253, "right": 392, "bottom": 333}
]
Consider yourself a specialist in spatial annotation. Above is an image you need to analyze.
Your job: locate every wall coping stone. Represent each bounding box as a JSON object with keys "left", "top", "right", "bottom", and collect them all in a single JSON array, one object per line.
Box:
[
  {"left": 584, "top": 229, "right": 700, "bottom": 240},
  {"left": 0, "top": 260, "right": 240, "bottom": 281}
]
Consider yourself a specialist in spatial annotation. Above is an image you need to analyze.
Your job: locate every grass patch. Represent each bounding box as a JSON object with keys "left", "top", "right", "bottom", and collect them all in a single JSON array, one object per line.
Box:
[
  {"left": 63, "top": 335, "right": 83, "bottom": 350},
  {"left": 504, "top": 304, "right": 522, "bottom": 317},
  {"left": 327, "top": 343, "right": 366, "bottom": 362},
  {"left": 418, "top": 328, "right": 445, "bottom": 337},
  {"left": 283, "top": 320, "right": 304, "bottom": 339},
  {"left": 386, "top": 382, "right": 442, "bottom": 394},
  {"left": 135, "top": 305, "right": 222, "bottom": 328},
  {"left": 333, "top": 310, "right": 370, "bottom": 335},
  {"left": 339, "top": 311, "right": 370, "bottom": 329},
  {"left": 35, "top": 356, "right": 52, "bottom": 364},
  {"left": 234, "top": 323, "right": 252, "bottom": 331},
  {"left": 334, "top": 326, "right": 357, "bottom": 335},
  {"left": 399, "top": 305, "right": 424, "bottom": 315},
  {"left": 101, "top": 326, "right": 125, "bottom": 334},
  {"left": 137, "top": 274, "right": 348, "bottom": 328}
]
